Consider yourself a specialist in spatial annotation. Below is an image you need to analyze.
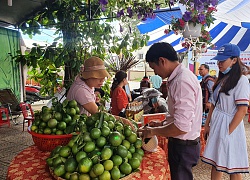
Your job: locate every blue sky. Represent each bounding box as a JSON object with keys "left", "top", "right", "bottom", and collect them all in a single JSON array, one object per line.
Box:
[{"left": 21, "top": 29, "right": 59, "bottom": 44}]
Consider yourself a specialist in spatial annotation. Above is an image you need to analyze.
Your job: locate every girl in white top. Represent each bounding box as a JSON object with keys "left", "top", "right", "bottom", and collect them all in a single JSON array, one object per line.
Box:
[{"left": 201, "top": 44, "right": 249, "bottom": 179}]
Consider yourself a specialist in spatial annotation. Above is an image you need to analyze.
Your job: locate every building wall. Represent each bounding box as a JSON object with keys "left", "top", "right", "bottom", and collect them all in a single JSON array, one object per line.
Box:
[
  {"left": 128, "top": 70, "right": 155, "bottom": 80},
  {"left": 0, "top": 27, "right": 22, "bottom": 101}
]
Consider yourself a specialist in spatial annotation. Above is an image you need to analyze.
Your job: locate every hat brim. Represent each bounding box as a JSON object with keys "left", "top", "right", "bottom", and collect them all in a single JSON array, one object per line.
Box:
[
  {"left": 211, "top": 54, "right": 231, "bottom": 61},
  {"left": 81, "top": 69, "right": 110, "bottom": 79}
]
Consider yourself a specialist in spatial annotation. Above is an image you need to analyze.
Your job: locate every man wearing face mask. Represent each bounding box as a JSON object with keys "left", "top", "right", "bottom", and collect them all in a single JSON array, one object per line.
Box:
[{"left": 201, "top": 43, "right": 249, "bottom": 179}]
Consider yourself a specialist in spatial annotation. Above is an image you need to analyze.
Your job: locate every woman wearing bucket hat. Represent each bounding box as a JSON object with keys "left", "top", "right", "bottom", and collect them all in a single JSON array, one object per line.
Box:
[
  {"left": 201, "top": 43, "right": 249, "bottom": 179},
  {"left": 66, "top": 56, "right": 110, "bottom": 116}
]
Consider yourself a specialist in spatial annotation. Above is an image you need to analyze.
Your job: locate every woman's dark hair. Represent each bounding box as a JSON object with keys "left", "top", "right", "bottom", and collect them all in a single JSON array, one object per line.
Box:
[
  {"left": 111, "top": 70, "right": 127, "bottom": 91},
  {"left": 239, "top": 60, "right": 250, "bottom": 74},
  {"left": 94, "top": 88, "right": 104, "bottom": 97},
  {"left": 213, "top": 57, "right": 242, "bottom": 95},
  {"left": 146, "top": 42, "right": 178, "bottom": 65}
]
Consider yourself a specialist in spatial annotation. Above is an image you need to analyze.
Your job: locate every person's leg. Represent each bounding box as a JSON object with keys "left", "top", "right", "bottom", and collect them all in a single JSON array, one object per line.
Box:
[
  {"left": 168, "top": 140, "right": 200, "bottom": 180},
  {"left": 230, "top": 173, "right": 242, "bottom": 180},
  {"left": 211, "top": 166, "right": 223, "bottom": 180}
]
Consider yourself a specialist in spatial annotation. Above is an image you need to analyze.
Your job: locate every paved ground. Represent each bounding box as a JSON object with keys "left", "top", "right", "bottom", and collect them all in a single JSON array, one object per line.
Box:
[
  {"left": 0, "top": 102, "right": 250, "bottom": 179},
  {"left": 192, "top": 115, "right": 250, "bottom": 180}
]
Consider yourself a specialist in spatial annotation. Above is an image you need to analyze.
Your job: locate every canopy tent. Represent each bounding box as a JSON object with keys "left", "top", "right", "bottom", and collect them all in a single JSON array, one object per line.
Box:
[
  {"left": 137, "top": 7, "right": 186, "bottom": 52},
  {"left": 209, "top": 20, "right": 250, "bottom": 51},
  {"left": 213, "top": 0, "right": 250, "bottom": 28},
  {"left": 137, "top": 0, "right": 250, "bottom": 52}
]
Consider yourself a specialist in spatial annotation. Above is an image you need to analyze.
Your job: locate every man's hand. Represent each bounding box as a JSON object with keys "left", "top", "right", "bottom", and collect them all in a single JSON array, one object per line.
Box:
[
  {"left": 137, "top": 126, "right": 153, "bottom": 141},
  {"left": 148, "top": 120, "right": 163, "bottom": 127}
]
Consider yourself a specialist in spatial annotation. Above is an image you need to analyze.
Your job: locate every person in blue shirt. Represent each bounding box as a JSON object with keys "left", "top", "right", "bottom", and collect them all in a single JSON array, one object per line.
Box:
[{"left": 149, "top": 75, "right": 162, "bottom": 91}]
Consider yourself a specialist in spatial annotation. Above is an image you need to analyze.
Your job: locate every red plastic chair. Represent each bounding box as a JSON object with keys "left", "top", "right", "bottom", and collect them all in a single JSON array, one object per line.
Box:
[
  {"left": 20, "top": 102, "right": 34, "bottom": 131},
  {"left": 0, "top": 107, "right": 10, "bottom": 127}
]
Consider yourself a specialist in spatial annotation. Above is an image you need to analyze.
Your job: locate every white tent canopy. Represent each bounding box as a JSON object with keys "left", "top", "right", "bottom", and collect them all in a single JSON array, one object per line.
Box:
[
  {"left": 214, "top": 0, "right": 250, "bottom": 27},
  {"left": 137, "top": 0, "right": 250, "bottom": 52}
]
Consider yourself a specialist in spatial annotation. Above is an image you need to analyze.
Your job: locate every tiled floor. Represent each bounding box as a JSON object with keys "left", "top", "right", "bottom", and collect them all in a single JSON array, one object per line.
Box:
[{"left": 1, "top": 104, "right": 250, "bottom": 180}]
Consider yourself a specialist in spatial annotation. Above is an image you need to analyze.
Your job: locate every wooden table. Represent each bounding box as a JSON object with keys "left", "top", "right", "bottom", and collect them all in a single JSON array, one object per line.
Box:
[{"left": 7, "top": 145, "right": 170, "bottom": 180}]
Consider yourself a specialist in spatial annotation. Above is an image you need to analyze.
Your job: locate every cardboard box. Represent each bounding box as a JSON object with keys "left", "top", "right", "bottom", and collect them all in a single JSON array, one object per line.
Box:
[{"left": 143, "top": 113, "right": 166, "bottom": 125}]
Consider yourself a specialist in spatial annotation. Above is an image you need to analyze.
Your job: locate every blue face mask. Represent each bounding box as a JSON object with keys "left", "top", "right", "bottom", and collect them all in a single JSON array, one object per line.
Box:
[{"left": 222, "top": 67, "right": 231, "bottom": 74}]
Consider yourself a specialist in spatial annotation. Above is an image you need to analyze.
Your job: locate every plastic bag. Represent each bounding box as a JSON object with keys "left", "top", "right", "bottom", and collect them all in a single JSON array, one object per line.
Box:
[
  {"left": 142, "top": 88, "right": 162, "bottom": 98},
  {"left": 138, "top": 126, "right": 159, "bottom": 152},
  {"left": 157, "top": 97, "right": 168, "bottom": 113},
  {"left": 47, "top": 87, "right": 66, "bottom": 107},
  {"left": 142, "top": 135, "right": 158, "bottom": 152},
  {"left": 134, "top": 95, "right": 150, "bottom": 107},
  {"left": 134, "top": 95, "right": 168, "bottom": 114}
]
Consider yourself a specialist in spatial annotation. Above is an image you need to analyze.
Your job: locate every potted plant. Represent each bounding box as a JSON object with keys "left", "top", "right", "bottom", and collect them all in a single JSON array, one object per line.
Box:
[
  {"left": 181, "top": 28, "right": 215, "bottom": 52},
  {"left": 164, "top": 0, "right": 217, "bottom": 38}
]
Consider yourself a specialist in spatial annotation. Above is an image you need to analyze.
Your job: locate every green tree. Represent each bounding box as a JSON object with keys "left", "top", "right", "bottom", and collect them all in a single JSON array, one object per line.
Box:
[{"left": 14, "top": 0, "right": 170, "bottom": 95}]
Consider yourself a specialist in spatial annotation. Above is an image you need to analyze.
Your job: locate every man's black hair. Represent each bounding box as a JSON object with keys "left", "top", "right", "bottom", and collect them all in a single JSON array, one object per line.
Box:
[
  {"left": 201, "top": 64, "right": 210, "bottom": 70},
  {"left": 146, "top": 42, "right": 178, "bottom": 64}
]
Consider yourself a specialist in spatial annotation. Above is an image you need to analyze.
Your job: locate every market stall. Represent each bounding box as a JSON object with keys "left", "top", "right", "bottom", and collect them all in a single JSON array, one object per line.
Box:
[{"left": 7, "top": 145, "right": 170, "bottom": 180}]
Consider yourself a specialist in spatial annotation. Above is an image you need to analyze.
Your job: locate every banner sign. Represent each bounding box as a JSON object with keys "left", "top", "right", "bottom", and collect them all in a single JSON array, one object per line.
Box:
[{"left": 188, "top": 50, "right": 250, "bottom": 76}]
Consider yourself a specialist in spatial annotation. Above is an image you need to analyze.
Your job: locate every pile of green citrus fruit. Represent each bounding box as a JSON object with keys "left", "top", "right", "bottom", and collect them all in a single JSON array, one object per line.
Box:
[
  {"left": 30, "top": 98, "right": 86, "bottom": 135},
  {"left": 46, "top": 111, "right": 144, "bottom": 180}
]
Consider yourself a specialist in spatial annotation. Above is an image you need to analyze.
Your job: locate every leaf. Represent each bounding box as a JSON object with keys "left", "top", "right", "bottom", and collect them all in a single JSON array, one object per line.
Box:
[
  {"left": 44, "top": 49, "right": 50, "bottom": 59},
  {"left": 36, "top": 47, "right": 43, "bottom": 57},
  {"left": 56, "top": 10, "right": 64, "bottom": 22},
  {"left": 30, "top": 47, "right": 37, "bottom": 56},
  {"left": 65, "top": 125, "right": 75, "bottom": 134},
  {"left": 71, "top": 61, "right": 76, "bottom": 68},
  {"left": 124, "top": 34, "right": 129, "bottom": 41},
  {"left": 31, "top": 56, "right": 38, "bottom": 68},
  {"left": 140, "top": 40, "right": 145, "bottom": 47}
]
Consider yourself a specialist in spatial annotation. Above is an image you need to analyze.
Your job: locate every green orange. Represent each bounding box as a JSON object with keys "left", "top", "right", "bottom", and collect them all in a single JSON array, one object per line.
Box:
[
  {"left": 83, "top": 141, "right": 96, "bottom": 153},
  {"left": 120, "top": 162, "right": 132, "bottom": 175},
  {"left": 101, "top": 147, "right": 112, "bottom": 160},
  {"left": 53, "top": 164, "right": 66, "bottom": 177},
  {"left": 64, "top": 157, "right": 77, "bottom": 173},
  {"left": 90, "top": 128, "right": 101, "bottom": 139},
  {"left": 109, "top": 131, "right": 122, "bottom": 146},
  {"left": 92, "top": 163, "right": 104, "bottom": 176},
  {"left": 129, "top": 157, "right": 141, "bottom": 170},
  {"left": 78, "top": 157, "right": 93, "bottom": 173},
  {"left": 110, "top": 166, "right": 120, "bottom": 180},
  {"left": 111, "top": 155, "right": 122, "bottom": 166},
  {"left": 99, "top": 170, "right": 111, "bottom": 180},
  {"left": 68, "top": 100, "right": 77, "bottom": 108}
]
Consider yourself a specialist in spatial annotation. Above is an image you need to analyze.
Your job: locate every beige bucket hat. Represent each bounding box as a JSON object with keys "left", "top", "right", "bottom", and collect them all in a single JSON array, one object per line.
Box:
[{"left": 80, "top": 56, "right": 110, "bottom": 79}]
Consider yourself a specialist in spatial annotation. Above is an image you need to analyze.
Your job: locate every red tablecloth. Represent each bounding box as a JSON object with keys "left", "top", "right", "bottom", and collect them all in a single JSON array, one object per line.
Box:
[
  {"left": 7, "top": 145, "right": 170, "bottom": 180},
  {"left": 7, "top": 146, "right": 52, "bottom": 180},
  {"left": 157, "top": 127, "right": 206, "bottom": 157},
  {"left": 200, "top": 127, "right": 206, "bottom": 156}
]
